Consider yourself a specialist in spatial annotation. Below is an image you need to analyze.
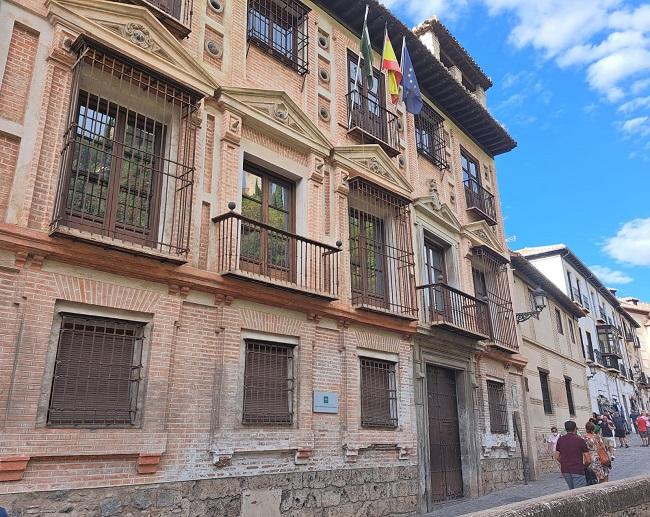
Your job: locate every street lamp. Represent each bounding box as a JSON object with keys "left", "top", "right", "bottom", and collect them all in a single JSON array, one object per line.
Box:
[{"left": 516, "top": 287, "right": 548, "bottom": 323}]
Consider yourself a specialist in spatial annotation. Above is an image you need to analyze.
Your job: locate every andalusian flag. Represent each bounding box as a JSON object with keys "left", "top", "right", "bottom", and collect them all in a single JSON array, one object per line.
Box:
[
  {"left": 360, "top": 6, "right": 373, "bottom": 89},
  {"left": 382, "top": 26, "right": 402, "bottom": 104}
]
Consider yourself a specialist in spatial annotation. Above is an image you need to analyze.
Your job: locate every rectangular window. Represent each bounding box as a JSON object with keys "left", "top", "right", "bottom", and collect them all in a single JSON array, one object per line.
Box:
[
  {"left": 240, "top": 163, "right": 294, "bottom": 281},
  {"left": 568, "top": 319, "right": 576, "bottom": 343},
  {"left": 243, "top": 340, "right": 294, "bottom": 425},
  {"left": 564, "top": 377, "right": 576, "bottom": 417},
  {"left": 415, "top": 103, "right": 448, "bottom": 169},
  {"left": 555, "top": 308, "right": 564, "bottom": 335},
  {"left": 51, "top": 43, "right": 198, "bottom": 256},
  {"left": 586, "top": 331, "right": 595, "bottom": 362},
  {"left": 48, "top": 314, "right": 145, "bottom": 427},
  {"left": 487, "top": 380, "right": 508, "bottom": 434},
  {"left": 247, "top": 0, "right": 310, "bottom": 75},
  {"left": 539, "top": 371, "right": 553, "bottom": 414},
  {"left": 360, "top": 357, "right": 398, "bottom": 428}
]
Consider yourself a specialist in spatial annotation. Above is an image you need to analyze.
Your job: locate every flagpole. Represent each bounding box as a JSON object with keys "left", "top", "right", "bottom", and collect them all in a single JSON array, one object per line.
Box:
[
  {"left": 380, "top": 22, "right": 387, "bottom": 72},
  {"left": 400, "top": 36, "right": 406, "bottom": 105},
  {"left": 350, "top": 4, "right": 369, "bottom": 129}
]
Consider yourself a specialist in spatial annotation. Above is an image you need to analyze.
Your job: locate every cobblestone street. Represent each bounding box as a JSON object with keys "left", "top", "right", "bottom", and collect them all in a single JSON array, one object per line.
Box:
[{"left": 423, "top": 435, "right": 650, "bottom": 516}]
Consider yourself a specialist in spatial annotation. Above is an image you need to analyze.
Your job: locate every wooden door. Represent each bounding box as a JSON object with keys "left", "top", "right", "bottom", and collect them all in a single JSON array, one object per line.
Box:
[{"left": 427, "top": 365, "right": 463, "bottom": 503}]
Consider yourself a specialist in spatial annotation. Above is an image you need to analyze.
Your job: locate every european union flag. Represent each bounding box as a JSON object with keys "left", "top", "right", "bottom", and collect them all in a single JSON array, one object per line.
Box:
[{"left": 400, "top": 38, "right": 423, "bottom": 115}]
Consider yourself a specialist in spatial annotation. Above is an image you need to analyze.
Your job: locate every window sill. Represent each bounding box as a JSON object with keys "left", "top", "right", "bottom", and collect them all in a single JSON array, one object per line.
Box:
[
  {"left": 222, "top": 270, "right": 338, "bottom": 300},
  {"left": 50, "top": 225, "right": 188, "bottom": 264}
]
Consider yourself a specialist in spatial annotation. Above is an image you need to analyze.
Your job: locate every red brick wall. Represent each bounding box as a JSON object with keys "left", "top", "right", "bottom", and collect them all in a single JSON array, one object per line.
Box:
[
  {"left": 0, "top": 133, "right": 20, "bottom": 221},
  {"left": 0, "top": 23, "right": 38, "bottom": 124}
]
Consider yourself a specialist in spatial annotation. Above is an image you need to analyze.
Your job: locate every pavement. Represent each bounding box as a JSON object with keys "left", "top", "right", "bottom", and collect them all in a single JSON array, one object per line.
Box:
[{"left": 422, "top": 434, "right": 650, "bottom": 516}]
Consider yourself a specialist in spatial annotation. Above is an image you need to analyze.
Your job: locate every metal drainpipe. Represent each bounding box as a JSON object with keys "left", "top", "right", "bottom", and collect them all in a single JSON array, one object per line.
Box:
[{"left": 518, "top": 372, "right": 534, "bottom": 482}]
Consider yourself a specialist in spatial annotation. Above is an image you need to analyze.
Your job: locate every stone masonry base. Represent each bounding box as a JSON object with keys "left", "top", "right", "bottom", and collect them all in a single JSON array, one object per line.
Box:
[
  {"left": 0, "top": 466, "right": 418, "bottom": 517},
  {"left": 480, "top": 458, "right": 524, "bottom": 495}
]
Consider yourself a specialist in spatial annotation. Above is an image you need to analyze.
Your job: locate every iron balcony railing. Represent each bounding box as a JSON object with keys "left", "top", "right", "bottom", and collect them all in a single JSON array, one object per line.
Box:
[
  {"left": 120, "top": 0, "right": 194, "bottom": 37},
  {"left": 463, "top": 178, "right": 497, "bottom": 226},
  {"left": 581, "top": 294, "right": 591, "bottom": 310},
  {"left": 598, "top": 307, "right": 608, "bottom": 321},
  {"left": 416, "top": 283, "right": 490, "bottom": 339},
  {"left": 571, "top": 287, "right": 583, "bottom": 305},
  {"left": 346, "top": 91, "right": 400, "bottom": 157},
  {"left": 601, "top": 354, "right": 620, "bottom": 371},
  {"left": 213, "top": 210, "right": 341, "bottom": 298},
  {"left": 594, "top": 349, "right": 602, "bottom": 366},
  {"left": 638, "top": 372, "right": 649, "bottom": 385}
]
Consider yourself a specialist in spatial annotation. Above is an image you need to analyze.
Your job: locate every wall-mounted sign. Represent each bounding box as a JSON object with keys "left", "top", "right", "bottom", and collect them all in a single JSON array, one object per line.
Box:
[{"left": 313, "top": 391, "right": 338, "bottom": 413}]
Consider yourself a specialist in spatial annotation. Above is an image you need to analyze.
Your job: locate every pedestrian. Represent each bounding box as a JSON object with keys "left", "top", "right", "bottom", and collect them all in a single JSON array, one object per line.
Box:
[
  {"left": 547, "top": 426, "right": 561, "bottom": 456},
  {"left": 583, "top": 421, "right": 610, "bottom": 483},
  {"left": 638, "top": 412, "right": 649, "bottom": 447},
  {"left": 0, "top": 506, "right": 7, "bottom": 517},
  {"left": 612, "top": 411, "right": 629, "bottom": 448},
  {"left": 601, "top": 414, "right": 616, "bottom": 459},
  {"left": 631, "top": 408, "right": 640, "bottom": 434},
  {"left": 554, "top": 420, "right": 591, "bottom": 489}
]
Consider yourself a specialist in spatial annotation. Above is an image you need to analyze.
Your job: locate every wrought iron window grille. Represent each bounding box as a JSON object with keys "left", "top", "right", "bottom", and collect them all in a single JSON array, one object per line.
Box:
[
  {"left": 242, "top": 340, "right": 295, "bottom": 425},
  {"left": 50, "top": 38, "right": 200, "bottom": 257},
  {"left": 247, "top": 0, "right": 310, "bottom": 75},
  {"left": 360, "top": 357, "right": 398, "bottom": 428},
  {"left": 486, "top": 380, "right": 508, "bottom": 433},
  {"left": 415, "top": 103, "right": 449, "bottom": 170},
  {"left": 47, "top": 314, "right": 145, "bottom": 427}
]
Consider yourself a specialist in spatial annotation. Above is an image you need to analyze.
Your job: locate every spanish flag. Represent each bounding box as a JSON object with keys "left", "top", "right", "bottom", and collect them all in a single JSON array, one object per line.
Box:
[{"left": 382, "top": 27, "right": 402, "bottom": 104}]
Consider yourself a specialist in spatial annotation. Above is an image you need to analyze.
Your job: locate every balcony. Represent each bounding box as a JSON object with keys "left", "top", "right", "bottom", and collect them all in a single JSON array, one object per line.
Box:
[
  {"left": 464, "top": 178, "right": 497, "bottom": 226},
  {"left": 597, "top": 324, "right": 623, "bottom": 357},
  {"left": 581, "top": 294, "right": 591, "bottom": 311},
  {"left": 601, "top": 354, "right": 620, "bottom": 371},
  {"left": 346, "top": 91, "right": 400, "bottom": 157},
  {"left": 598, "top": 307, "right": 608, "bottom": 322},
  {"left": 119, "top": 0, "right": 193, "bottom": 38},
  {"left": 416, "top": 283, "right": 491, "bottom": 340},
  {"left": 571, "top": 287, "right": 582, "bottom": 304},
  {"left": 213, "top": 211, "right": 341, "bottom": 299}
]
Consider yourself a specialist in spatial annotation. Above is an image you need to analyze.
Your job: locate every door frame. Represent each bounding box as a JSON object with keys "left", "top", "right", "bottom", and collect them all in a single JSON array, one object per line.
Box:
[{"left": 414, "top": 339, "right": 481, "bottom": 513}]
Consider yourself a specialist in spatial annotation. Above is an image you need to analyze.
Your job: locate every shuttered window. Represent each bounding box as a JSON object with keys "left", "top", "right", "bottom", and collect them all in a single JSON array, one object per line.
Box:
[
  {"left": 47, "top": 314, "right": 145, "bottom": 427},
  {"left": 360, "top": 357, "right": 398, "bottom": 428},
  {"left": 242, "top": 340, "right": 294, "bottom": 425},
  {"left": 486, "top": 380, "right": 508, "bottom": 434}
]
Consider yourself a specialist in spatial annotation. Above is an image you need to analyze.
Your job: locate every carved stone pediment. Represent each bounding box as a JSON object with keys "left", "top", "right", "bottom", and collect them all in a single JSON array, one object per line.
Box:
[
  {"left": 414, "top": 198, "right": 462, "bottom": 232},
  {"left": 333, "top": 145, "right": 413, "bottom": 199},
  {"left": 462, "top": 220, "right": 507, "bottom": 256},
  {"left": 48, "top": 0, "right": 219, "bottom": 96},
  {"left": 218, "top": 87, "right": 333, "bottom": 157}
]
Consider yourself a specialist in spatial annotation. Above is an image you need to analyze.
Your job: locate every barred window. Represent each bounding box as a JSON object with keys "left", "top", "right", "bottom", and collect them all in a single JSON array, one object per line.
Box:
[
  {"left": 47, "top": 314, "right": 145, "bottom": 427},
  {"left": 486, "top": 380, "right": 508, "bottom": 434},
  {"left": 539, "top": 371, "right": 553, "bottom": 414},
  {"left": 360, "top": 357, "right": 398, "bottom": 428},
  {"left": 247, "top": 0, "right": 310, "bottom": 75},
  {"left": 415, "top": 103, "right": 448, "bottom": 170},
  {"left": 51, "top": 40, "right": 200, "bottom": 257},
  {"left": 243, "top": 340, "right": 294, "bottom": 425}
]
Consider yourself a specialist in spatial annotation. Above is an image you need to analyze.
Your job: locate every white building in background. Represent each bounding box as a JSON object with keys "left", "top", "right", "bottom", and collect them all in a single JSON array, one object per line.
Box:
[{"left": 518, "top": 245, "right": 647, "bottom": 419}]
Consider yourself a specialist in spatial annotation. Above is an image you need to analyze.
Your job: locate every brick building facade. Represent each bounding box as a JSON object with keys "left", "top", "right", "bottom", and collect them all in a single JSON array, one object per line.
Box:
[{"left": 0, "top": 0, "right": 521, "bottom": 514}]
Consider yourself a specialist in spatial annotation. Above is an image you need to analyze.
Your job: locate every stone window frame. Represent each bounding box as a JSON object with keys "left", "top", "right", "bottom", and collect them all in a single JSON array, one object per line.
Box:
[
  {"left": 36, "top": 300, "right": 153, "bottom": 429},
  {"left": 485, "top": 378, "right": 508, "bottom": 434}
]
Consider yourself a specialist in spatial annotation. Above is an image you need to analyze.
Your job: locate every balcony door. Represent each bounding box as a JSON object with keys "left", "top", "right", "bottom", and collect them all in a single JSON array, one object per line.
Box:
[
  {"left": 349, "top": 209, "right": 387, "bottom": 308},
  {"left": 424, "top": 239, "right": 447, "bottom": 316},
  {"left": 240, "top": 164, "right": 294, "bottom": 282},
  {"left": 63, "top": 90, "right": 164, "bottom": 247},
  {"left": 348, "top": 51, "right": 387, "bottom": 143}
]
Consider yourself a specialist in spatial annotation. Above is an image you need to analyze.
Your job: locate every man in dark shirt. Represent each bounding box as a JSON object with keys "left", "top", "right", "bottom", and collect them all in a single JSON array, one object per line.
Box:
[{"left": 554, "top": 420, "right": 590, "bottom": 489}]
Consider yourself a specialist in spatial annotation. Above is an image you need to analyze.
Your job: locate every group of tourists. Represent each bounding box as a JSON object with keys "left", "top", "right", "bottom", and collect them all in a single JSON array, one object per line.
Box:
[{"left": 551, "top": 410, "right": 649, "bottom": 490}]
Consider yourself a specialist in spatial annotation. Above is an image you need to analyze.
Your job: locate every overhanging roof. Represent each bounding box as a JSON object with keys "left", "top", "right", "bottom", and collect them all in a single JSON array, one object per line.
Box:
[
  {"left": 311, "top": 0, "right": 516, "bottom": 157},
  {"left": 511, "top": 252, "right": 584, "bottom": 319}
]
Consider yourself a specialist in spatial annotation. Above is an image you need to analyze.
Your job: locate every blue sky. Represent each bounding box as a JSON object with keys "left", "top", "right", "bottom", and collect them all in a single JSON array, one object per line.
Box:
[{"left": 381, "top": 0, "right": 650, "bottom": 300}]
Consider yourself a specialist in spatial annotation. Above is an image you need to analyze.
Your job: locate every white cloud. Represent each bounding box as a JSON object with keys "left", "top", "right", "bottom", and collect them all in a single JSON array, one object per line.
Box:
[
  {"left": 379, "top": 0, "right": 467, "bottom": 21},
  {"left": 620, "top": 116, "right": 650, "bottom": 135},
  {"left": 589, "top": 265, "right": 634, "bottom": 285},
  {"left": 632, "top": 78, "right": 650, "bottom": 94},
  {"left": 603, "top": 218, "right": 650, "bottom": 266},
  {"left": 618, "top": 96, "right": 650, "bottom": 113}
]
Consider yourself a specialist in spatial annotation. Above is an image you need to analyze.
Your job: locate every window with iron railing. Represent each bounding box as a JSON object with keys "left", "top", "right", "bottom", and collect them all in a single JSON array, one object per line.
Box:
[
  {"left": 348, "top": 178, "right": 417, "bottom": 318},
  {"left": 51, "top": 40, "right": 200, "bottom": 258},
  {"left": 539, "top": 370, "right": 553, "bottom": 414},
  {"left": 242, "top": 340, "right": 294, "bottom": 425},
  {"left": 247, "top": 0, "right": 310, "bottom": 75},
  {"left": 487, "top": 380, "right": 508, "bottom": 434},
  {"left": 415, "top": 103, "right": 448, "bottom": 170},
  {"left": 360, "top": 357, "right": 398, "bottom": 428},
  {"left": 47, "top": 314, "right": 145, "bottom": 427}
]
